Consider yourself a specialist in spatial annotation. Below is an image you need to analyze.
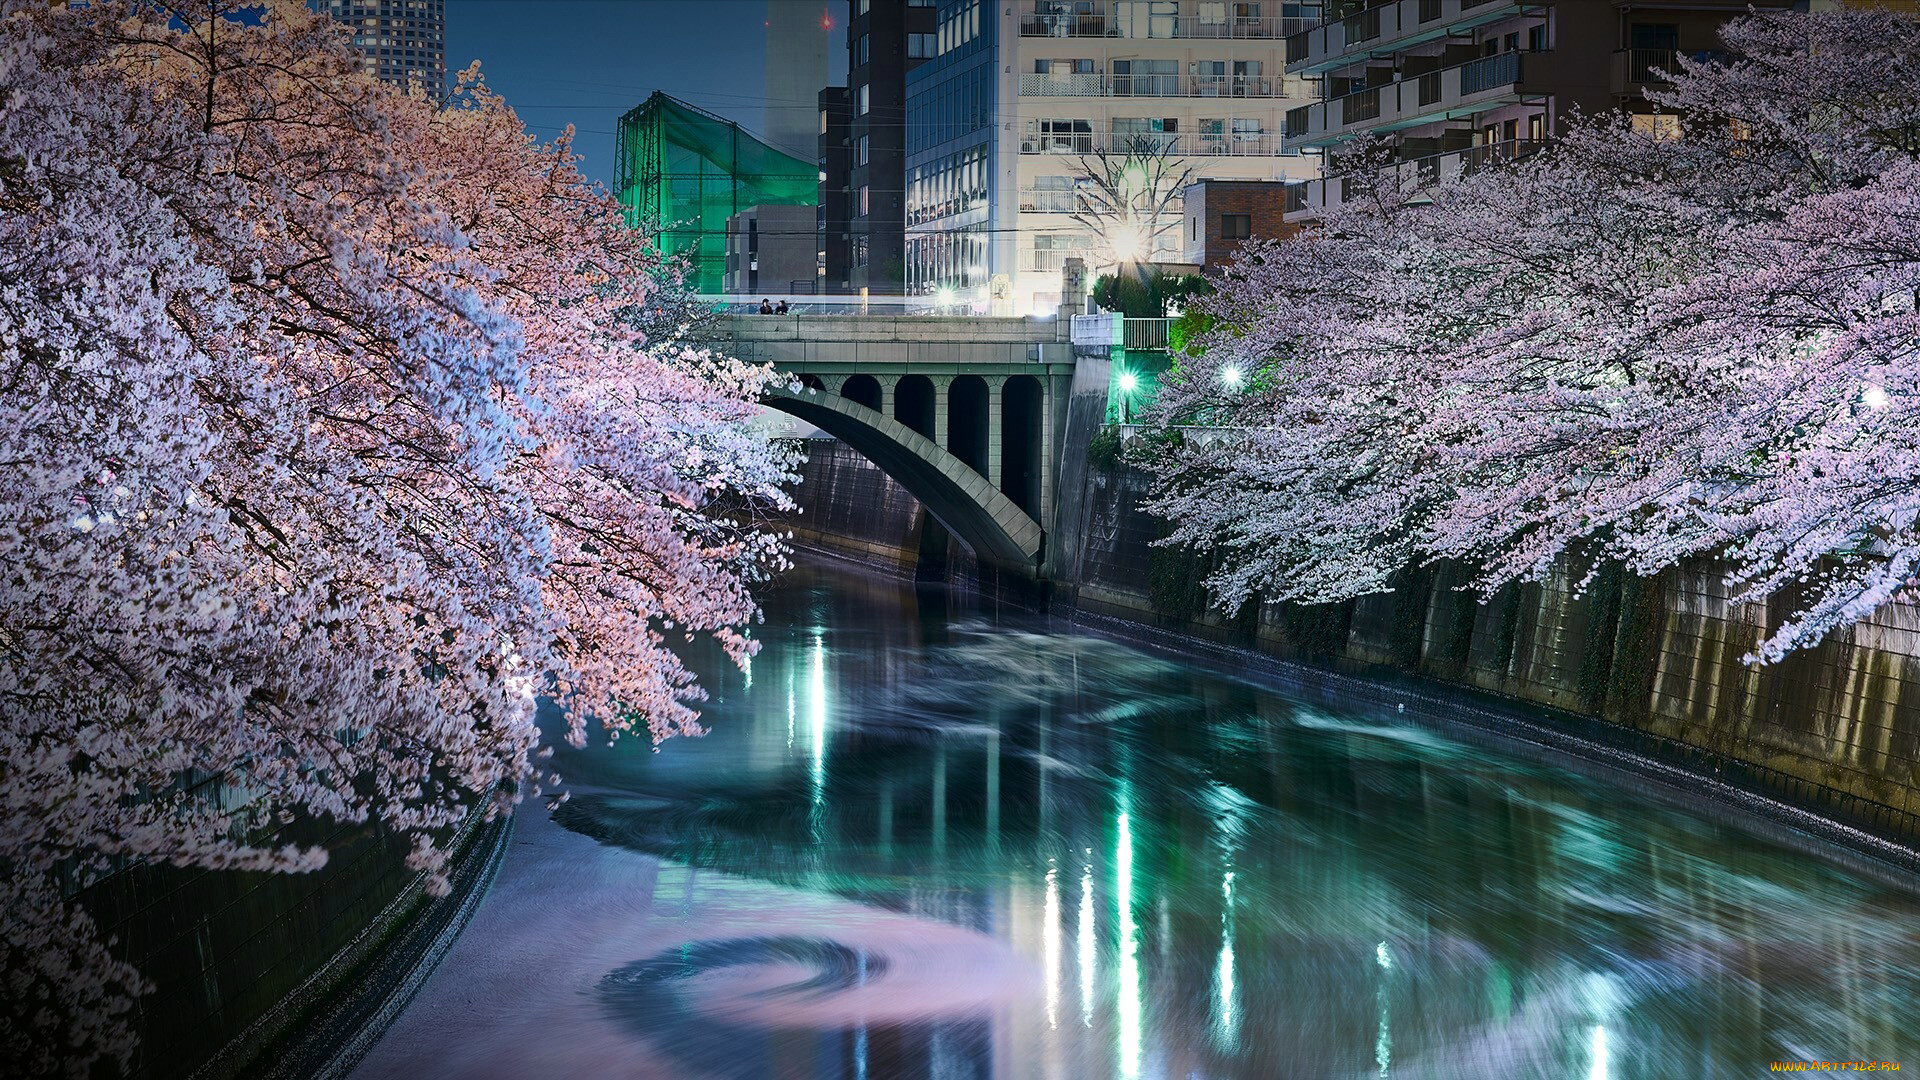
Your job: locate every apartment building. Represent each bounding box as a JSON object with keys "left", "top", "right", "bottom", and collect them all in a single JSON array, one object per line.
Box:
[
  {"left": 904, "top": 0, "right": 1323, "bottom": 313},
  {"left": 1280, "top": 0, "right": 1791, "bottom": 220},
  {"left": 312, "top": 0, "right": 446, "bottom": 101}
]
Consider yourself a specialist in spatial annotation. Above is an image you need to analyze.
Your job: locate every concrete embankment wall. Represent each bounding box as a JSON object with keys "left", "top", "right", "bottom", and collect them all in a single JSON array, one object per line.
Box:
[
  {"left": 781, "top": 442, "right": 1920, "bottom": 843},
  {"left": 80, "top": 784, "right": 504, "bottom": 1080},
  {"left": 782, "top": 439, "right": 976, "bottom": 585}
]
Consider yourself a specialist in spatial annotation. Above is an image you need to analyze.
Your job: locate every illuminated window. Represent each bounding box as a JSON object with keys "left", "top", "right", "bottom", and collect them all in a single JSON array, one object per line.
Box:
[{"left": 1631, "top": 112, "right": 1681, "bottom": 140}]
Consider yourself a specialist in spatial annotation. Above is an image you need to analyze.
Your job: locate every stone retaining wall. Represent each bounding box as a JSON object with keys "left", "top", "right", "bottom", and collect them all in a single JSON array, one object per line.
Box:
[{"left": 1070, "top": 464, "right": 1920, "bottom": 837}]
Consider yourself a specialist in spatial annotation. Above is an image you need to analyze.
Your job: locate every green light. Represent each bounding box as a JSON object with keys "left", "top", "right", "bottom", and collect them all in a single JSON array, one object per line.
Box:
[{"left": 1117, "top": 811, "right": 1141, "bottom": 1078}]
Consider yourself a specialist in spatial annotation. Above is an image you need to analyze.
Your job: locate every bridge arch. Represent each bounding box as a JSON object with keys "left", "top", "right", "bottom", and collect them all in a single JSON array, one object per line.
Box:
[{"left": 765, "top": 387, "right": 1043, "bottom": 570}]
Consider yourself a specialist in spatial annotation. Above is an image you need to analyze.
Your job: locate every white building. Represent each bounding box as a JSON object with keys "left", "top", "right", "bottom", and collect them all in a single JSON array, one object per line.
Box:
[{"left": 903, "top": 0, "right": 1322, "bottom": 313}]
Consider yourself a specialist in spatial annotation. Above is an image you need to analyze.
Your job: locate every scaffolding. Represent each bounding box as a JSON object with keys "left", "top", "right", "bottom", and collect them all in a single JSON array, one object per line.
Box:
[{"left": 615, "top": 91, "right": 819, "bottom": 295}]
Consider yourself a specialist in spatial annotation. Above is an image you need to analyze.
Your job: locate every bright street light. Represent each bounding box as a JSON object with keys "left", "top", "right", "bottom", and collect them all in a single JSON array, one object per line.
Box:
[
  {"left": 1220, "top": 365, "right": 1244, "bottom": 388},
  {"left": 1118, "top": 372, "right": 1139, "bottom": 393},
  {"left": 935, "top": 286, "right": 956, "bottom": 308}
]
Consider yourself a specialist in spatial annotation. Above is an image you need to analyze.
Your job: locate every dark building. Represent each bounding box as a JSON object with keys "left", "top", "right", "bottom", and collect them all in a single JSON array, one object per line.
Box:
[
  {"left": 1181, "top": 180, "right": 1300, "bottom": 271},
  {"left": 313, "top": 0, "right": 446, "bottom": 102},
  {"left": 1281, "top": 0, "right": 1795, "bottom": 221},
  {"left": 827, "top": 0, "right": 939, "bottom": 295},
  {"left": 818, "top": 86, "right": 855, "bottom": 293}
]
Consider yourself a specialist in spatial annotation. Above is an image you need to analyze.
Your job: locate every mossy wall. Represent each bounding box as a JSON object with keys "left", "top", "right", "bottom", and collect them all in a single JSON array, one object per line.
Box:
[{"left": 1070, "top": 465, "right": 1920, "bottom": 835}]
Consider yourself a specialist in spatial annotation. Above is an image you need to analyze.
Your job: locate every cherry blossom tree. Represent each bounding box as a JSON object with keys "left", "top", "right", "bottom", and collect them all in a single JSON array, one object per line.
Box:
[
  {"left": 1146, "top": 5, "right": 1920, "bottom": 663},
  {"left": 0, "top": 1, "right": 792, "bottom": 1072}
]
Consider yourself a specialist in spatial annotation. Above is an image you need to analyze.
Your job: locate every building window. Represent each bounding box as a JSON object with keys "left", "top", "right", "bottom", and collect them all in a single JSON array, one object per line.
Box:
[
  {"left": 1025, "top": 118, "right": 1094, "bottom": 153},
  {"left": 859, "top": 83, "right": 870, "bottom": 114},
  {"left": 858, "top": 134, "right": 870, "bottom": 166},
  {"left": 909, "top": 33, "right": 935, "bottom": 58},
  {"left": 820, "top": 109, "right": 829, "bottom": 135},
  {"left": 1631, "top": 112, "right": 1681, "bottom": 140},
  {"left": 857, "top": 33, "right": 869, "bottom": 66},
  {"left": 1221, "top": 213, "right": 1251, "bottom": 240},
  {"left": 859, "top": 185, "right": 871, "bottom": 217},
  {"left": 858, "top": 0, "right": 869, "bottom": 13},
  {"left": 1528, "top": 23, "right": 1546, "bottom": 51}
]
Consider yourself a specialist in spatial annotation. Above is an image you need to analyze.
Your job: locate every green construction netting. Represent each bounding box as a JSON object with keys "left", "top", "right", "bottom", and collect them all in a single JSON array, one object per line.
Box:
[{"left": 616, "top": 91, "right": 818, "bottom": 295}]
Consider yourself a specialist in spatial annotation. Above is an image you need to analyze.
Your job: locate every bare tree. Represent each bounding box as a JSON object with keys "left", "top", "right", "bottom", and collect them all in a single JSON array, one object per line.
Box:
[{"left": 1070, "top": 134, "right": 1198, "bottom": 269}]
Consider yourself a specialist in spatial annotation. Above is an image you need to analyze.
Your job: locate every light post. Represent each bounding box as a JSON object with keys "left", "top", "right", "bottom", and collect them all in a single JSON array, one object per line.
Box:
[{"left": 1117, "top": 371, "right": 1139, "bottom": 424}]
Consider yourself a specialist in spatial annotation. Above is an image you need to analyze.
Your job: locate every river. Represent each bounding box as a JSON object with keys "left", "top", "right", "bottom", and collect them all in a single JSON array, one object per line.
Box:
[{"left": 353, "top": 560, "right": 1920, "bottom": 1079}]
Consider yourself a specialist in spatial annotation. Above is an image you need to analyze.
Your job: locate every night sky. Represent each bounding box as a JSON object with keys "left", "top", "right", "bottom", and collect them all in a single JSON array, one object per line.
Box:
[{"left": 447, "top": 0, "right": 848, "bottom": 191}]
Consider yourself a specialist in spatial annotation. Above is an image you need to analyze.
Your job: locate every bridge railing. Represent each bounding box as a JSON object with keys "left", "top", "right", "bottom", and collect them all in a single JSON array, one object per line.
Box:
[
  {"left": 701, "top": 294, "right": 1059, "bottom": 317},
  {"left": 1117, "top": 424, "right": 1248, "bottom": 447}
]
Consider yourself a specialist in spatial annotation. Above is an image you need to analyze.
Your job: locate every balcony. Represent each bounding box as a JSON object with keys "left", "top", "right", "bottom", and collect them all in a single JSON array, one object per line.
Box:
[
  {"left": 1284, "top": 51, "right": 1529, "bottom": 148},
  {"left": 1284, "top": 138, "right": 1547, "bottom": 219},
  {"left": 1020, "top": 131, "right": 1290, "bottom": 157},
  {"left": 1019, "top": 72, "right": 1283, "bottom": 98},
  {"left": 1285, "top": 0, "right": 1527, "bottom": 75},
  {"left": 1021, "top": 6, "right": 1317, "bottom": 39},
  {"left": 1612, "top": 47, "right": 1727, "bottom": 92}
]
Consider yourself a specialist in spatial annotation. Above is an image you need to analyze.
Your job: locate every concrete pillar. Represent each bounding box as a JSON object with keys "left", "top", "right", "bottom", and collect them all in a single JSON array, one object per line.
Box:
[
  {"left": 932, "top": 375, "right": 953, "bottom": 452},
  {"left": 1036, "top": 377, "right": 1055, "bottom": 525},
  {"left": 986, "top": 374, "right": 1006, "bottom": 491},
  {"left": 876, "top": 374, "right": 899, "bottom": 423},
  {"left": 1062, "top": 257, "right": 1089, "bottom": 317}
]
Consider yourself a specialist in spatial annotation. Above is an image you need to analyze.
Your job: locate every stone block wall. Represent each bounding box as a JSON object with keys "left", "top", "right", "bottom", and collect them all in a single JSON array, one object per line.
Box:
[
  {"left": 780, "top": 440, "right": 927, "bottom": 572},
  {"left": 1070, "top": 464, "right": 1920, "bottom": 837}
]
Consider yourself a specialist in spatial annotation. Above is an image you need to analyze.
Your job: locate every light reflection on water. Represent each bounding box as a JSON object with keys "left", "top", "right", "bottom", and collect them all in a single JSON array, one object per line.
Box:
[{"left": 538, "top": 564, "right": 1920, "bottom": 1079}]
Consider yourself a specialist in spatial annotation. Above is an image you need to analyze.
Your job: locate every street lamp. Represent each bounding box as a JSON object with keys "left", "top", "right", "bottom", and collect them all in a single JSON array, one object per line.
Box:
[
  {"left": 935, "top": 286, "right": 956, "bottom": 311},
  {"left": 1117, "top": 371, "right": 1139, "bottom": 423},
  {"left": 1220, "top": 365, "right": 1243, "bottom": 388}
]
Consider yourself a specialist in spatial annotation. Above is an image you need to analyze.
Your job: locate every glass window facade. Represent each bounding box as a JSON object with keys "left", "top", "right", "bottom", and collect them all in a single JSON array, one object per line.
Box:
[{"left": 905, "top": 0, "right": 999, "bottom": 296}]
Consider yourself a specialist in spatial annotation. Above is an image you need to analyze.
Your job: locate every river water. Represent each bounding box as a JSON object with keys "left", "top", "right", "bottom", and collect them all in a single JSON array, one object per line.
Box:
[{"left": 355, "top": 561, "right": 1920, "bottom": 1079}]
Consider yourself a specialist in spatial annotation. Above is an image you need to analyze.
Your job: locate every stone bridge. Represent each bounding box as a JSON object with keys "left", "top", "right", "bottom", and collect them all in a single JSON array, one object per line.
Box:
[{"left": 724, "top": 315, "right": 1086, "bottom": 575}]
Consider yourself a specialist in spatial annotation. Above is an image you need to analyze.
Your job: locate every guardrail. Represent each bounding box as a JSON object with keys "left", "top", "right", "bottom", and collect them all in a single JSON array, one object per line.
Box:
[
  {"left": 1284, "top": 139, "right": 1548, "bottom": 218},
  {"left": 1019, "top": 72, "right": 1283, "bottom": 98},
  {"left": 1117, "top": 423, "right": 1247, "bottom": 447},
  {"left": 1125, "top": 317, "right": 1172, "bottom": 350},
  {"left": 1285, "top": 0, "right": 1523, "bottom": 74},
  {"left": 1287, "top": 52, "right": 1529, "bottom": 145},
  {"left": 1019, "top": 132, "right": 1287, "bottom": 157},
  {"left": 1021, "top": 11, "right": 1316, "bottom": 39}
]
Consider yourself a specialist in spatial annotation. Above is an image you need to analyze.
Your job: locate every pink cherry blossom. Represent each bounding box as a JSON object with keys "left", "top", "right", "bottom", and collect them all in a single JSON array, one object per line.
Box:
[
  {"left": 0, "top": 1, "right": 792, "bottom": 1071},
  {"left": 1148, "top": 5, "right": 1920, "bottom": 665}
]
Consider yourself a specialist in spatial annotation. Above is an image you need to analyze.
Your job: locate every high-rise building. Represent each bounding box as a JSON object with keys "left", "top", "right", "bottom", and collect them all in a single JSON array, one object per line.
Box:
[
  {"left": 818, "top": 86, "right": 856, "bottom": 291},
  {"left": 823, "top": 0, "right": 940, "bottom": 295},
  {"left": 903, "top": 0, "right": 1323, "bottom": 312},
  {"left": 1280, "top": 0, "right": 1791, "bottom": 221},
  {"left": 313, "top": 0, "right": 446, "bottom": 101},
  {"left": 765, "top": 1, "right": 835, "bottom": 162}
]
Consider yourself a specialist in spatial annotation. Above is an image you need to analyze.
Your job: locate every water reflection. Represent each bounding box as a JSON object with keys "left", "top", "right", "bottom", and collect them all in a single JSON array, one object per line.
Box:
[{"left": 542, "top": 563, "right": 1920, "bottom": 1079}]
